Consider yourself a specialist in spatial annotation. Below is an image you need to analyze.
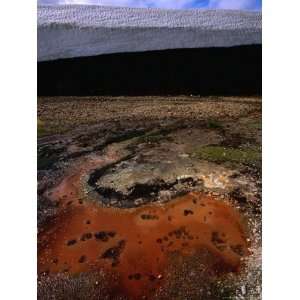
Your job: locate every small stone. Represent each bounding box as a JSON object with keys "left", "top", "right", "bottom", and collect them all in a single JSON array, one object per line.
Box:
[
  {"left": 178, "top": 153, "right": 189, "bottom": 158},
  {"left": 159, "top": 190, "right": 172, "bottom": 201},
  {"left": 241, "top": 285, "right": 246, "bottom": 295},
  {"left": 134, "top": 199, "right": 143, "bottom": 205}
]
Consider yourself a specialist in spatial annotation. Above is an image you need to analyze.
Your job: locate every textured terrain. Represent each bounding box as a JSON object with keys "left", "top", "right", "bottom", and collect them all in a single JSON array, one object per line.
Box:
[
  {"left": 38, "top": 96, "right": 261, "bottom": 299},
  {"left": 38, "top": 5, "right": 261, "bottom": 61}
]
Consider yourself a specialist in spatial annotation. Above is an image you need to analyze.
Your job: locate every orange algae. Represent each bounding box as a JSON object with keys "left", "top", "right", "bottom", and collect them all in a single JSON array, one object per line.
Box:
[{"left": 38, "top": 156, "right": 249, "bottom": 299}]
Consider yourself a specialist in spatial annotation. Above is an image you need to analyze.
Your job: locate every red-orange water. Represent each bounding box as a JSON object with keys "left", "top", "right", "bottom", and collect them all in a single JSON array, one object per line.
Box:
[{"left": 38, "top": 158, "right": 249, "bottom": 299}]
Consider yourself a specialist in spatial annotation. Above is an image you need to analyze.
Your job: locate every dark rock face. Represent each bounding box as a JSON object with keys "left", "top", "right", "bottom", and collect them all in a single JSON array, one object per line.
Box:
[{"left": 38, "top": 46, "right": 261, "bottom": 96}]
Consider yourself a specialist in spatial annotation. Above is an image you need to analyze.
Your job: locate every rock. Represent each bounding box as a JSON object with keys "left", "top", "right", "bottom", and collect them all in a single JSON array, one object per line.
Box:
[
  {"left": 134, "top": 199, "right": 144, "bottom": 206},
  {"left": 241, "top": 285, "right": 246, "bottom": 295},
  {"left": 159, "top": 190, "right": 172, "bottom": 201},
  {"left": 178, "top": 153, "right": 189, "bottom": 158}
]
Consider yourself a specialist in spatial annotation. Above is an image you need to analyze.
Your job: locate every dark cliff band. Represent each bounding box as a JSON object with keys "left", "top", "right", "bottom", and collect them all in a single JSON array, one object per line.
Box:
[{"left": 38, "top": 45, "right": 261, "bottom": 96}]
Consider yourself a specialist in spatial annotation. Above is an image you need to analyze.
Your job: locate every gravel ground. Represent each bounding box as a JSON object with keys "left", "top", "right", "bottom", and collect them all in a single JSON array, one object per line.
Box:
[{"left": 38, "top": 96, "right": 261, "bottom": 136}]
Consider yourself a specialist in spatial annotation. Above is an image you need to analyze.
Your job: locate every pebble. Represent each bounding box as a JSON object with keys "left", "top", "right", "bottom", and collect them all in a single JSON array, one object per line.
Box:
[
  {"left": 178, "top": 153, "right": 189, "bottom": 158},
  {"left": 134, "top": 199, "right": 143, "bottom": 205},
  {"left": 241, "top": 285, "right": 246, "bottom": 295}
]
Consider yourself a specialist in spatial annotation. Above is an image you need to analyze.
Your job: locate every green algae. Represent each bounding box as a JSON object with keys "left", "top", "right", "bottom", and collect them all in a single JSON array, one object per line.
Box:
[{"left": 193, "top": 145, "right": 261, "bottom": 165}]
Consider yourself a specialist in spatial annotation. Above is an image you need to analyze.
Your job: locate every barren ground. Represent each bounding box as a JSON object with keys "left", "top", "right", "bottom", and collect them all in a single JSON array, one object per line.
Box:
[{"left": 38, "top": 96, "right": 261, "bottom": 300}]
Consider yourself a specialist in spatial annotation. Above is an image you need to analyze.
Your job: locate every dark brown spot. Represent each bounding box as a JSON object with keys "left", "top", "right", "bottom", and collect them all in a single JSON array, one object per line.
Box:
[
  {"left": 78, "top": 255, "right": 86, "bottom": 263},
  {"left": 81, "top": 232, "right": 93, "bottom": 241},
  {"left": 66, "top": 239, "right": 77, "bottom": 246},
  {"left": 229, "top": 188, "right": 247, "bottom": 204},
  {"left": 211, "top": 231, "right": 227, "bottom": 251},
  {"left": 111, "top": 261, "right": 120, "bottom": 267},
  {"left": 141, "top": 214, "right": 159, "bottom": 220},
  {"left": 101, "top": 240, "right": 126, "bottom": 266},
  {"left": 230, "top": 244, "right": 245, "bottom": 256},
  {"left": 183, "top": 209, "right": 194, "bottom": 216},
  {"left": 148, "top": 274, "right": 156, "bottom": 282},
  {"left": 133, "top": 273, "right": 142, "bottom": 280},
  {"left": 95, "top": 231, "right": 116, "bottom": 242},
  {"left": 212, "top": 231, "right": 225, "bottom": 244}
]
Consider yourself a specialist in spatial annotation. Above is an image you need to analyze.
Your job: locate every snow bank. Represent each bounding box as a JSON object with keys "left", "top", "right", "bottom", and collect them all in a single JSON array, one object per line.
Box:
[{"left": 38, "top": 5, "right": 261, "bottom": 61}]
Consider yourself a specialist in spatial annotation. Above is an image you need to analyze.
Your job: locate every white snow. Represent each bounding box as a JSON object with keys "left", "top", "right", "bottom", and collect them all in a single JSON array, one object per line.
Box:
[{"left": 38, "top": 5, "right": 261, "bottom": 61}]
